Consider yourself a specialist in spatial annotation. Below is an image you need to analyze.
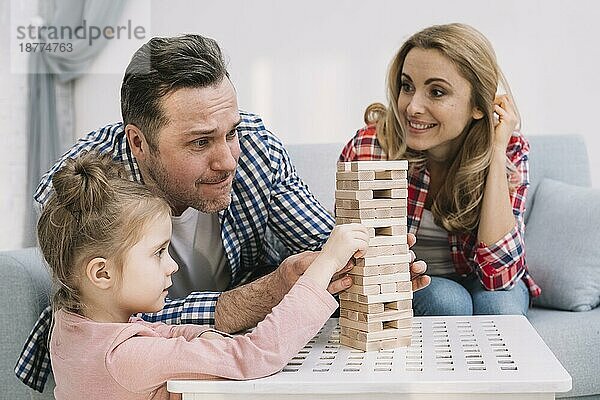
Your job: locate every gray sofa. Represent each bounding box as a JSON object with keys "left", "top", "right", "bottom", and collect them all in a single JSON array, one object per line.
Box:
[{"left": 2, "top": 135, "right": 599, "bottom": 399}]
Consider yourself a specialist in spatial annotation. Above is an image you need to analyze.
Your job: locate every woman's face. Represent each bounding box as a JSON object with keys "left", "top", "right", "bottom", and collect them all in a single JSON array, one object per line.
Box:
[{"left": 397, "top": 48, "right": 483, "bottom": 161}]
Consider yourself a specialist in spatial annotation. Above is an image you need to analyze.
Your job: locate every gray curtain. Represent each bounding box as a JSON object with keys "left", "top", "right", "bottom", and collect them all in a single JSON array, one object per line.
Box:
[{"left": 24, "top": 0, "right": 126, "bottom": 246}]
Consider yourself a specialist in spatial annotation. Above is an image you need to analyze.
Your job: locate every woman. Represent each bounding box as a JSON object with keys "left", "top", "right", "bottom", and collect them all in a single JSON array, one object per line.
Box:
[{"left": 340, "top": 23, "right": 540, "bottom": 316}]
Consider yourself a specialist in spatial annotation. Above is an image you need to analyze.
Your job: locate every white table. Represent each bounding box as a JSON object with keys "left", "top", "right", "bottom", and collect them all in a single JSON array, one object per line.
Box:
[{"left": 167, "top": 315, "right": 571, "bottom": 399}]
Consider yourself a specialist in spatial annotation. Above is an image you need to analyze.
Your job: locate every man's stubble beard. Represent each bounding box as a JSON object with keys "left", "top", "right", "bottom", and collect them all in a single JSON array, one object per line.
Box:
[{"left": 145, "top": 156, "right": 232, "bottom": 214}]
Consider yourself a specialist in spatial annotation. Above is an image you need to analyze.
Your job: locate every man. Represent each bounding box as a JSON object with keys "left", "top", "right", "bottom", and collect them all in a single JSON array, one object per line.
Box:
[{"left": 16, "top": 34, "right": 429, "bottom": 392}]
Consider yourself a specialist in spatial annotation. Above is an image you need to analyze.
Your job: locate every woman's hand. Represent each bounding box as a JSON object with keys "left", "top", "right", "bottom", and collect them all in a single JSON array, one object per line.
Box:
[
  {"left": 407, "top": 233, "right": 430, "bottom": 292},
  {"left": 493, "top": 94, "right": 519, "bottom": 150}
]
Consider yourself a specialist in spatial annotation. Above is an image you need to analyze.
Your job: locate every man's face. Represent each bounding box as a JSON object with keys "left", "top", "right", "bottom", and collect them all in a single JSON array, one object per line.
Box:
[{"left": 144, "top": 79, "right": 242, "bottom": 215}]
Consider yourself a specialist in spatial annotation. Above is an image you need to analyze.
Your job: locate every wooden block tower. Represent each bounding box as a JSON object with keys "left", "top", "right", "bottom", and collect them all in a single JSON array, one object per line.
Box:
[{"left": 335, "top": 160, "right": 412, "bottom": 351}]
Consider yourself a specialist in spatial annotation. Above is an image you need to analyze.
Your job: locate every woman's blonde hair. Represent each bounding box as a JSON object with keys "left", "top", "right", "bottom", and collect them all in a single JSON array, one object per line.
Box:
[
  {"left": 37, "top": 151, "right": 171, "bottom": 314},
  {"left": 367, "top": 23, "right": 519, "bottom": 233}
]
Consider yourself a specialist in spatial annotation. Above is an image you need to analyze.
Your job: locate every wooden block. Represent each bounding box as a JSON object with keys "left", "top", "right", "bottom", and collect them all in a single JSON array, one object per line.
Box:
[
  {"left": 375, "top": 225, "right": 408, "bottom": 236},
  {"left": 364, "top": 244, "right": 409, "bottom": 257},
  {"left": 337, "top": 217, "right": 407, "bottom": 228},
  {"left": 336, "top": 179, "right": 408, "bottom": 191},
  {"left": 355, "top": 254, "right": 411, "bottom": 267},
  {"left": 338, "top": 218, "right": 409, "bottom": 230},
  {"left": 345, "top": 283, "right": 380, "bottom": 295},
  {"left": 348, "top": 160, "right": 409, "bottom": 171},
  {"left": 336, "top": 208, "right": 378, "bottom": 219},
  {"left": 339, "top": 334, "right": 366, "bottom": 351},
  {"left": 339, "top": 308, "right": 359, "bottom": 321},
  {"left": 356, "top": 308, "right": 413, "bottom": 323},
  {"left": 339, "top": 299, "right": 384, "bottom": 314},
  {"left": 336, "top": 171, "right": 375, "bottom": 181},
  {"left": 373, "top": 188, "right": 409, "bottom": 199},
  {"left": 350, "top": 272, "right": 410, "bottom": 286},
  {"left": 340, "top": 326, "right": 360, "bottom": 340},
  {"left": 342, "top": 326, "right": 404, "bottom": 342},
  {"left": 339, "top": 334, "right": 371, "bottom": 351},
  {"left": 340, "top": 334, "right": 412, "bottom": 351},
  {"left": 387, "top": 318, "right": 413, "bottom": 329},
  {"left": 337, "top": 162, "right": 352, "bottom": 172},
  {"left": 379, "top": 282, "right": 398, "bottom": 293},
  {"left": 349, "top": 263, "right": 409, "bottom": 276},
  {"left": 339, "top": 317, "right": 382, "bottom": 332},
  {"left": 335, "top": 190, "right": 372, "bottom": 200},
  {"left": 386, "top": 207, "right": 408, "bottom": 218},
  {"left": 369, "top": 207, "right": 408, "bottom": 219},
  {"left": 360, "top": 327, "right": 411, "bottom": 342},
  {"left": 339, "top": 291, "right": 413, "bottom": 305},
  {"left": 375, "top": 170, "right": 407, "bottom": 180},
  {"left": 385, "top": 299, "right": 413, "bottom": 310},
  {"left": 369, "top": 235, "right": 407, "bottom": 246},
  {"left": 336, "top": 198, "right": 407, "bottom": 209},
  {"left": 397, "top": 281, "right": 412, "bottom": 292},
  {"left": 336, "top": 207, "right": 407, "bottom": 219}
]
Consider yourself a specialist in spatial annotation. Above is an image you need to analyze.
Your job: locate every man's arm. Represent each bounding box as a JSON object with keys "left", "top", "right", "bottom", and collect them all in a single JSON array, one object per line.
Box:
[
  {"left": 215, "top": 240, "right": 430, "bottom": 333},
  {"left": 214, "top": 263, "right": 290, "bottom": 332},
  {"left": 214, "top": 251, "right": 353, "bottom": 332}
]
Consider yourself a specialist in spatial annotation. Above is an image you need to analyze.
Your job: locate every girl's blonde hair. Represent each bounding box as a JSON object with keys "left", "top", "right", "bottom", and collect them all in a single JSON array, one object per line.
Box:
[
  {"left": 368, "top": 23, "right": 520, "bottom": 233},
  {"left": 37, "top": 151, "right": 171, "bottom": 314}
]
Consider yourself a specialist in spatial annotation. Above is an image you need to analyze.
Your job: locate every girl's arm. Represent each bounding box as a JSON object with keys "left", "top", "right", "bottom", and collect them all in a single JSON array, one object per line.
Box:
[{"left": 106, "top": 276, "right": 338, "bottom": 393}]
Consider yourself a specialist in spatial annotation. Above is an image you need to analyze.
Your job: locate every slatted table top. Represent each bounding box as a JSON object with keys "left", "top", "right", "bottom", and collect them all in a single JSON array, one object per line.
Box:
[{"left": 168, "top": 315, "right": 571, "bottom": 397}]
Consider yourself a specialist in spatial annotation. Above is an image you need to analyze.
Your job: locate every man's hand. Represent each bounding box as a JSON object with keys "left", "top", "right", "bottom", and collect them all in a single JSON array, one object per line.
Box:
[
  {"left": 214, "top": 252, "right": 319, "bottom": 332},
  {"left": 276, "top": 250, "right": 354, "bottom": 295}
]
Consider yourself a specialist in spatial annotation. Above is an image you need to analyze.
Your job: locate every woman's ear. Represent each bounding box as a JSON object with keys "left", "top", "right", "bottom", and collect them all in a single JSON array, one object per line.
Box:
[
  {"left": 472, "top": 107, "right": 484, "bottom": 120},
  {"left": 85, "top": 257, "right": 113, "bottom": 290}
]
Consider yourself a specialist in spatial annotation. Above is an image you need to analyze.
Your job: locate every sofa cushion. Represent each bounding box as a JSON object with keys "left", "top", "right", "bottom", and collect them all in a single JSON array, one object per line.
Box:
[
  {"left": 525, "top": 178, "right": 600, "bottom": 311},
  {"left": 525, "top": 135, "right": 591, "bottom": 224},
  {"left": 528, "top": 306, "right": 600, "bottom": 398}
]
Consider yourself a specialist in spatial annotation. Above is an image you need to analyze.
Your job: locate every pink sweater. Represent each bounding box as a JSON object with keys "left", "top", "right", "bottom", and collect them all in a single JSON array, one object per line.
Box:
[{"left": 50, "top": 276, "right": 337, "bottom": 399}]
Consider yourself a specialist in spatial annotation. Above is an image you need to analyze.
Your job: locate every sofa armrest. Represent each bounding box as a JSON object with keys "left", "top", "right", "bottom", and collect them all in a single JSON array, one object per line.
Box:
[{"left": 0, "top": 248, "right": 55, "bottom": 399}]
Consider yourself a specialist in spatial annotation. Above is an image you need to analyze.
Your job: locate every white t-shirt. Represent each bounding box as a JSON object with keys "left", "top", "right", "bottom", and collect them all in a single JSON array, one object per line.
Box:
[
  {"left": 412, "top": 209, "right": 455, "bottom": 276},
  {"left": 168, "top": 207, "right": 231, "bottom": 298}
]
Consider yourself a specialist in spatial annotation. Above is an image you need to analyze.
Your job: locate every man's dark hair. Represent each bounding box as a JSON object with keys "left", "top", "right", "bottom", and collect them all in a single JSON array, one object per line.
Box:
[{"left": 120, "top": 34, "right": 229, "bottom": 151}]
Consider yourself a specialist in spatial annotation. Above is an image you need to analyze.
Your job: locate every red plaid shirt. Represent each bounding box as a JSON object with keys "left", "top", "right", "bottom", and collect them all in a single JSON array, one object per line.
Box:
[{"left": 340, "top": 126, "right": 541, "bottom": 298}]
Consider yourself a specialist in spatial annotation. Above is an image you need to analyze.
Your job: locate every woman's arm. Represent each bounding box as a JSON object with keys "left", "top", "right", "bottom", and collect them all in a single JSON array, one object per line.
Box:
[
  {"left": 473, "top": 139, "right": 529, "bottom": 290},
  {"left": 478, "top": 94, "right": 521, "bottom": 245},
  {"left": 477, "top": 146, "right": 516, "bottom": 245},
  {"left": 474, "top": 95, "right": 530, "bottom": 289}
]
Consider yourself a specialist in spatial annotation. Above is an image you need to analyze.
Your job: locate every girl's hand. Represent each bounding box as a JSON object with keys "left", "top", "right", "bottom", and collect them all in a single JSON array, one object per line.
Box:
[
  {"left": 320, "top": 223, "right": 369, "bottom": 274},
  {"left": 493, "top": 94, "right": 518, "bottom": 150}
]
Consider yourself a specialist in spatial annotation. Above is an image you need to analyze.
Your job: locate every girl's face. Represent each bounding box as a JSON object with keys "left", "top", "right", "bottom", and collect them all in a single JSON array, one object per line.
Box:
[
  {"left": 397, "top": 48, "right": 483, "bottom": 161},
  {"left": 115, "top": 213, "right": 179, "bottom": 317}
]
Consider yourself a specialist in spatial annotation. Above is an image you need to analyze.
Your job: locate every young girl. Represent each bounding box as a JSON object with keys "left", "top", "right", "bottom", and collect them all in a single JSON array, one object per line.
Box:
[
  {"left": 340, "top": 23, "right": 540, "bottom": 316},
  {"left": 38, "top": 151, "right": 368, "bottom": 399}
]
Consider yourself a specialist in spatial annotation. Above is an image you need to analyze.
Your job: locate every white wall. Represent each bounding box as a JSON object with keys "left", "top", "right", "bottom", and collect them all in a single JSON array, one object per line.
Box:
[
  {"left": 0, "top": 0, "right": 35, "bottom": 250},
  {"left": 2, "top": 0, "right": 600, "bottom": 249},
  {"left": 75, "top": 0, "right": 600, "bottom": 187}
]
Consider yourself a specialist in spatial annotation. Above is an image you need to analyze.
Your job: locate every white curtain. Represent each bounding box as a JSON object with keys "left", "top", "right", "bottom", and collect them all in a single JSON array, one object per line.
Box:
[{"left": 23, "top": 0, "right": 125, "bottom": 245}]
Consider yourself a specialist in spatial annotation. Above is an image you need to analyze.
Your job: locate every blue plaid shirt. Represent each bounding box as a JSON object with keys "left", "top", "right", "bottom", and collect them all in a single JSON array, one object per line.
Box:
[{"left": 15, "top": 111, "right": 335, "bottom": 392}]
